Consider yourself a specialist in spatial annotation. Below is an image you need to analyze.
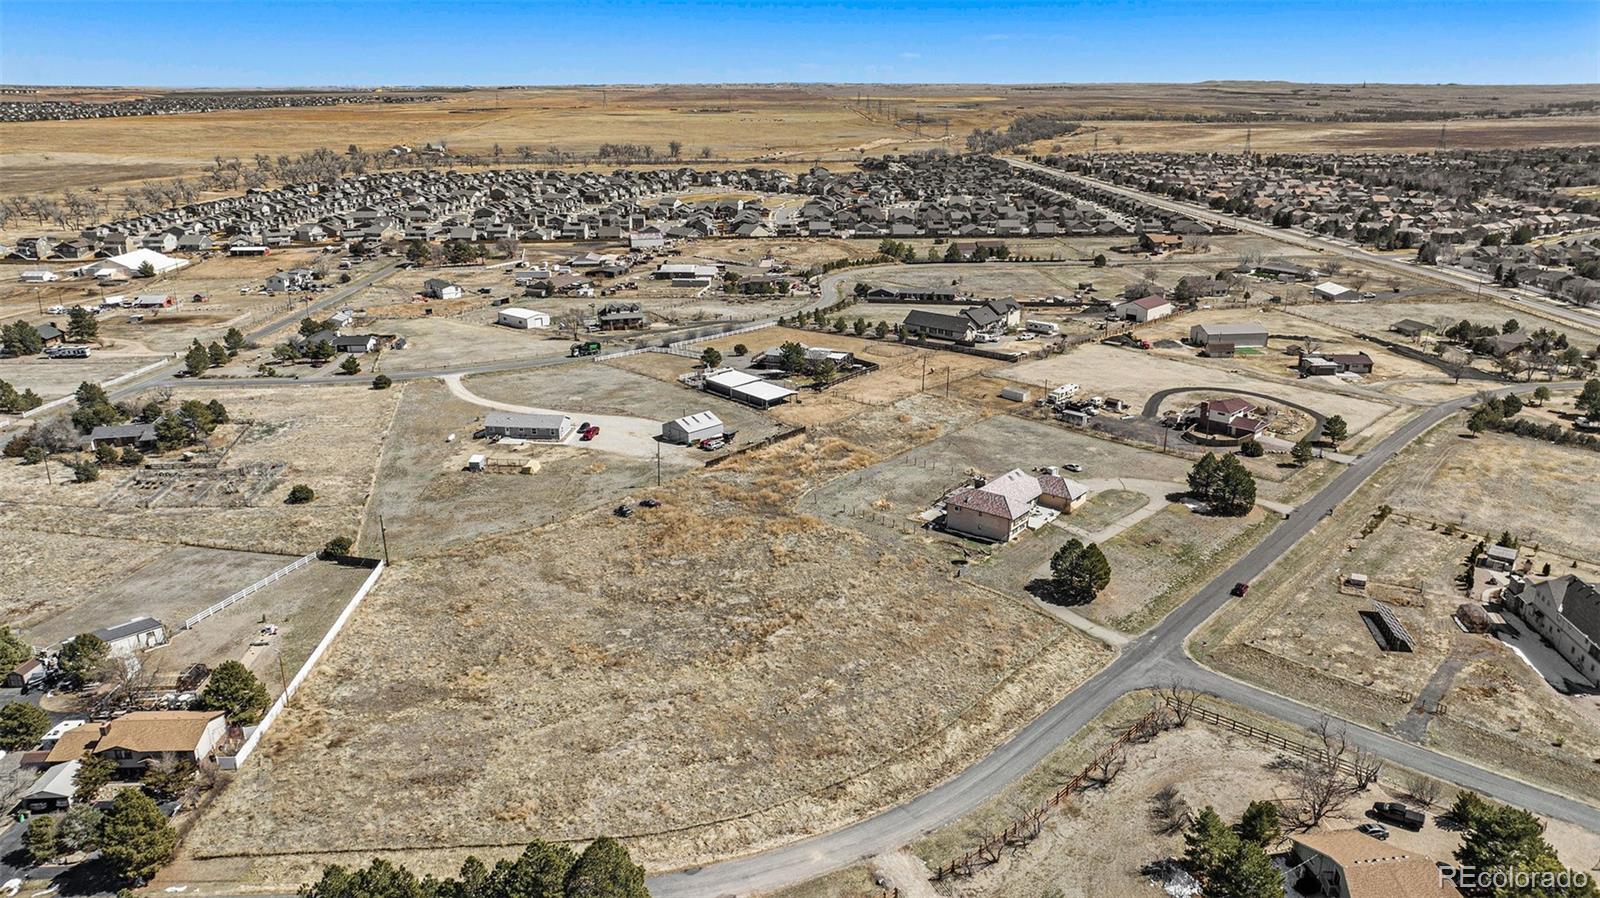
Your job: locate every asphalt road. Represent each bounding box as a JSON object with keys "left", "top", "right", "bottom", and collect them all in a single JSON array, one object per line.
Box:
[
  {"left": 649, "top": 379, "right": 1592, "bottom": 898},
  {"left": 1003, "top": 158, "right": 1600, "bottom": 332}
]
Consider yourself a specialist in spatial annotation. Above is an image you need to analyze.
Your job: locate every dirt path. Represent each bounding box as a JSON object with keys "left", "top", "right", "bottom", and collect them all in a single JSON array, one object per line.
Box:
[{"left": 868, "top": 851, "right": 939, "bottom": 898}]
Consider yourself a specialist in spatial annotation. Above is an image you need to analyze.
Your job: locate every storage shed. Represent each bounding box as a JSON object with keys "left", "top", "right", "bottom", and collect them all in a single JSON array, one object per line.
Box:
[
  {"left": 497, "top": 307, "right": 550, "bottom": 329},
  {"left": 663, "top": 411, "right": 724, "bottom": 444}
]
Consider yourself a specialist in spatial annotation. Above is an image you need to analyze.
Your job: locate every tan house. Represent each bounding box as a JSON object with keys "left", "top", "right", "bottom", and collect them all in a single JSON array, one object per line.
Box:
[
  {"left": 944, "top": 469, "right": 1043, "bottom": 543},
  {"left": 41, "top": 710, "right": 227, "bottom": 771},
  {"left": 1290, "top": 830, "right": 1461, "bottom": 898}
]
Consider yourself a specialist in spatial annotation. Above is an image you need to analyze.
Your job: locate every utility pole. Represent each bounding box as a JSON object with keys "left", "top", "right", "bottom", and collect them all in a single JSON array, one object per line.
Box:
[
  {"left": 378, "top": 514, "right": 390, "bottom": 565},
  {"left": 655, "top": 441, "right": 662, "bottom": 487}
]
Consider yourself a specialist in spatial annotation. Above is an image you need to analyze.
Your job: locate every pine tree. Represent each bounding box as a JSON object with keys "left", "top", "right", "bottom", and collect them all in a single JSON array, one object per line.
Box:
[
  {"left": 563, "top": 837, "right": 648, "bottom": 898},
  {"left": 1208, "top": 838, "right": 1284, "bottom": 898},
  {"left": 198, "top": 660, "right": 271, "bottom": 725},
  {"left": 1238, "top": 799, "right": 1281, "bottom": 846},
  {"left": 24, "top": 814, "right": 59, "bottom": 866},
  {"left": 99, "top": 789, "right": 178, "bottom": 883},
  {"left": 1182, "top": 806, "right": 1237, "bottom": 883}
]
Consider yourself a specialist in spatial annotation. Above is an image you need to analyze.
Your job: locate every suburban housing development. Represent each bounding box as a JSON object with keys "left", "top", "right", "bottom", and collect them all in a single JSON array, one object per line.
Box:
[{"left": 1, "top": 10, "right": 1598, "bottom": 898}]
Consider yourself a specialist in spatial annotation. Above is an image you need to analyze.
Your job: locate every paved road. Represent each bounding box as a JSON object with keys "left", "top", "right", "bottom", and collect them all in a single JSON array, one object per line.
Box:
[
  {"left": 649, "top": 379, "right": 1591, "bottom": 898},
  {"left": 1003, "top": 158, "right": 1600, "bottom": 332}
]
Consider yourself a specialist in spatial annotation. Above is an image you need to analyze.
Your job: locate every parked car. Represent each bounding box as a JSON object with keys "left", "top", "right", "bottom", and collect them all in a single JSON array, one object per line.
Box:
[
  {"left": 1064, "top": 463, "right": 1085, "bottom": 472},
  {"left": 639, "top": 498, "right": 662, "bottom": 508},
  {"left": 1356, "top": 823, "right": 1390, "bottom": 840},
  {"left": 1231, "top": 582, "right": 1250, "bottom": 597},
  {"left": 581, "top": 425, "right": 600, "bottom": 441},
  {"left": 1371, "top": 802, "right": 1425, "bottom": 831},
  {"left": 613, "top": 504, "right": 633, "bottom": 518},
  {"left": 578, "top": 421, "right": 591, "bottom": 433}
]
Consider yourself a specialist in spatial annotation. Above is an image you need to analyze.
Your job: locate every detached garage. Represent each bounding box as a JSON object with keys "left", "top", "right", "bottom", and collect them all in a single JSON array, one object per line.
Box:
[
  {"left": 662, "top": 411, "right": 724, "bottom": 444},
  {"left": 497, "top": 307, "right": 550, "bottom": 329},
  {"left": 1189, "top": 322, "right": 1269, "bottom": 348}
]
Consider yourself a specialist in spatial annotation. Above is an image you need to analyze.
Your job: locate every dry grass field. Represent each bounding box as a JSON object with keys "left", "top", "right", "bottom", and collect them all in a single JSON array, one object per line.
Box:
[
  {"left": 1387, "top": 428, "right": 1600, "bottom": 560},
  {"left": 5, "top": 83, "right": 1599, "bottom": 201},
  {"left": 177, "top": 430, "right": 1110, "bottom": 885}
]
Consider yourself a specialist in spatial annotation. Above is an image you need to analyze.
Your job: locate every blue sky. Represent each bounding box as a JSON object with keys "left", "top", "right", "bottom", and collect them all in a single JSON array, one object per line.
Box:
[{"left": 1, "top": 0, "right": 1596, "bottom": 86}]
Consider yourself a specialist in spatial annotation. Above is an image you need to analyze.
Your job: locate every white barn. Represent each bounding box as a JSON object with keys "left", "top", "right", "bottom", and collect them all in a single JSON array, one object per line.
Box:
[
  {"left": 662, "top": 411, "right": 724, "bottom": 444},
  {"left": 497, "top": 307, "right": 550, "bottom": 329},
  {"left": 1313, "top": 281, "right": 1356, "bottom": 301}
]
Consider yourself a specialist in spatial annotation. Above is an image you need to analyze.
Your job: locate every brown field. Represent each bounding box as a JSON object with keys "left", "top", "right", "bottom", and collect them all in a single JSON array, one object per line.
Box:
[
  {"left": 5, "top": 83, "right": 1599, "bottom": 200},
  {"left": 175, "top": 428, "right": 1111, "bottom": 886}
]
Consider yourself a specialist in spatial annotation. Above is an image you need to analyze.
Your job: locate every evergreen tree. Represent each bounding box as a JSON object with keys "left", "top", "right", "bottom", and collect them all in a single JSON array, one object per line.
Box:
[
  {"left": 198, "top": 660, "right": 271, "bottom": 725},
  {"left": 73, "top": 750, "right": 114, "bottom": 804},
  {"left": 1182, "top": 806, "right": 1237, "bottom": 883},
  {"left": 0, "top": 701, "right": 51, "bottom": 750},
  {"left": 99, "top": 789, "right": 178, "bottom": 883},
  {"left": 224, "top": 327, "right": 246, "bottom": 353},
  {"left": 23, "top": 814, "right": 59, "bottom": 866},
  {"left": 185, "top": 342, "right": 211, "bottom": 377},
  {"left": 0, "top": 625, "right": 32, "bottom": 671},
  {"left": 1048, "top": 540, "right": 1112, "bottom": 604},
  {"left": 66, "top": 306, "right": 99, "bottom": 342},
  {"left": 1208, "top": 838, "right": 1284, "bottom": 898},
  {"left": 1213, "top": 455, "right": 1257, "bottom": 516},
  {"left": 208, "top": 342, "right": 229, "bottom": 368},
  {"left": 1321, "top": 415, "right": 1348, "bottom": 447},
  {"left": 563, "top": 837, "right": 648, "bottom": 898},
  {"left": 58, "top": 632, "right": 109, "bottom": 684},
  {"left": 1237, "top": 800, "right": 1281, "bottom": 847}
]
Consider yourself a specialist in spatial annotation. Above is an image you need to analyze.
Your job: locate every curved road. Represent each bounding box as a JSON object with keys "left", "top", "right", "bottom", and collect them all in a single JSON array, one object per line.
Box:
[
  {"left": 649, "top": 380, "right": 1595, "bottom": 898},
  {"left": 1141, "top": 386, "right": 1329, "bottom": 440}
]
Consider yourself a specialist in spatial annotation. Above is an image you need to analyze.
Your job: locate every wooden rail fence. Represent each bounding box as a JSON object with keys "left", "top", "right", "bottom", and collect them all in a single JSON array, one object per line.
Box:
[
  {"left": 1186, "top": 703, "right": 1360, "bottom": 777},
  {"left": 930, "top": 708, "right": 1164, "bottom": 880}
]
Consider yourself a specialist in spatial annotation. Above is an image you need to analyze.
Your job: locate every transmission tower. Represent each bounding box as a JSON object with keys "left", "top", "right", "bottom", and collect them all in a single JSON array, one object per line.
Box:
[
  {"left": 1242, "top": 126, "right": 1252, "bottom": 163},
  {"left": 1437, "top": 123, "right": 1447, "bottom": 153}
]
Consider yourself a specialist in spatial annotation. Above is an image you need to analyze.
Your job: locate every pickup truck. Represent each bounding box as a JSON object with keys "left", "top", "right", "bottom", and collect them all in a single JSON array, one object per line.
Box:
[{"left": 1371, "top": 801, "right": 1425, "bottom": 831}]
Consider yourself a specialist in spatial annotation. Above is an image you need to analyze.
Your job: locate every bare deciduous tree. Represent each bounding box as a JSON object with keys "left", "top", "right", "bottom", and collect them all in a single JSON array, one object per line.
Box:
[{"left": 1164, "top": 680, "right": 1201, "bottom": 727}]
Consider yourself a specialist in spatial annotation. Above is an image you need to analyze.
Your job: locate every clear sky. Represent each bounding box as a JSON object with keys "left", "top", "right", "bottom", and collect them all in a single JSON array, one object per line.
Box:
[{"left": 1, "top": 0, "right": 1596, "bottom": 87}]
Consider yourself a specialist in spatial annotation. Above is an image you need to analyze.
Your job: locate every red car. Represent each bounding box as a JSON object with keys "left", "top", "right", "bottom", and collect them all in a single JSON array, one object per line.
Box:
[
  {"left": 580, "top": 425, "right": 600, "bottom": 441},
  {"left": 1231, "top": 582, "right": 1250, "bottom": 597}
]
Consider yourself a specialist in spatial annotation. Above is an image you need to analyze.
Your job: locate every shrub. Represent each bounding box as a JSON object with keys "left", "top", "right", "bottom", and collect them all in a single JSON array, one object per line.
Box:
[
  {"left": 286, "top": 484, "right": 316, "bottom": 504},
  {"left": 371, "top": 374, "right": 392, "bottom": 390}
]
